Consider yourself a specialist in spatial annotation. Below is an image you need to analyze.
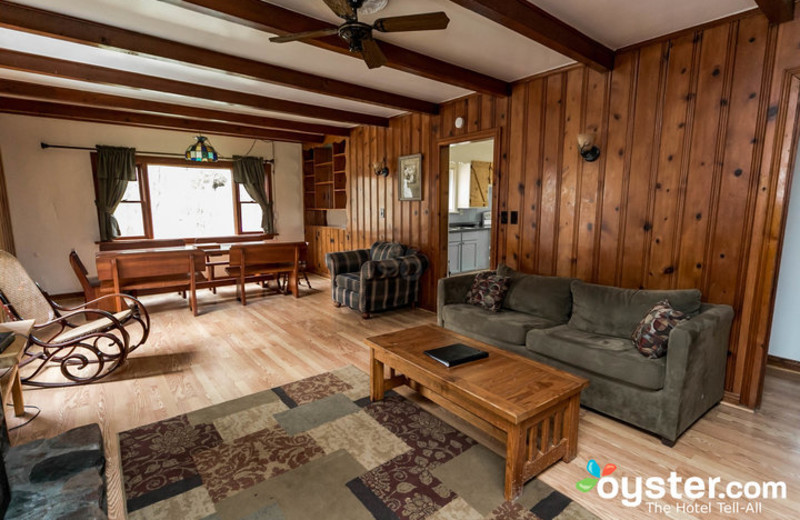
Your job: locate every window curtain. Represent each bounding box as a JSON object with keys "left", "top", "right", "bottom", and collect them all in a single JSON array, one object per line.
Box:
[
  {"left": 233, "top": 156, "right": 274, "bottom": 234},
  {"left": 95, "top": 145, "right": 136, "bottom": 241}
]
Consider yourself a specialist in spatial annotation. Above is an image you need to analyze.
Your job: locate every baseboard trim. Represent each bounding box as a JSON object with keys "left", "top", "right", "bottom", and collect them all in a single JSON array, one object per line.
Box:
[{"left": 767, "top": 355, "right": 800, "bottom": 373}]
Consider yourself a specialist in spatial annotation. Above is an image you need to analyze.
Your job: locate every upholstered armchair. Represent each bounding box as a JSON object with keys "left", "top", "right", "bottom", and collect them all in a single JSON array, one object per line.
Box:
[{"left": 326, "top": 241, "right": 428, "bottom": 319}]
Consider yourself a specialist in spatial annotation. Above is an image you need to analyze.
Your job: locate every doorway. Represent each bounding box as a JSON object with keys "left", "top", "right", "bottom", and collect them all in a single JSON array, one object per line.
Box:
[{"left": 446, "top": 138, "right": 495, "bottom": 276}]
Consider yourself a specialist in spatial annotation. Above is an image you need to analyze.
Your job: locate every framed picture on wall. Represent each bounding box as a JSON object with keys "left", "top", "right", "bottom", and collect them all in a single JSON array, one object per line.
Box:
[{"left": 398, "top": 153, "right": 423, "bottom": 201}]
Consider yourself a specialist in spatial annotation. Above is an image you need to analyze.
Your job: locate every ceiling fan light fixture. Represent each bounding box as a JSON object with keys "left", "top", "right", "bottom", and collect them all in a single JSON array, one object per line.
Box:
[
  {"left": 275, "top": 0, "right": 449, "bottom": 70},
  {"left": 358, "top": 0, "right": 388, "bottom": 15}
]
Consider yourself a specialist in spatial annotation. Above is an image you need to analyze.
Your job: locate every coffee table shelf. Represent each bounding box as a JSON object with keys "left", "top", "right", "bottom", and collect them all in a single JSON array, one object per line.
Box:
[{"left": 365, "top": 324, "right": 588, "bottom": 501}]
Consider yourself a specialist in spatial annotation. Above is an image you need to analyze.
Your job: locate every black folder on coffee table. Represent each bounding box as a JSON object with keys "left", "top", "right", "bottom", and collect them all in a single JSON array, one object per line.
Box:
[{"left": 424, "top": 343, "right": 488, "bottom": 367}]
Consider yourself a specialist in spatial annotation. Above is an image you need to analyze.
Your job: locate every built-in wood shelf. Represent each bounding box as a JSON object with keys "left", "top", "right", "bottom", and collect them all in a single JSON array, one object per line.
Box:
[{"left": 304, "top": 141, "right": 347, "bottom": 211}]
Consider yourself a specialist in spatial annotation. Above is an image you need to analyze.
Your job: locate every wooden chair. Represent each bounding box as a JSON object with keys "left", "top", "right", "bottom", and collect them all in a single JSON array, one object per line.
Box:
[
  {"left": 226, "top": 242, "right": 303, "bottom": 305},
  {"left": 0, "top": 250, "right": 150, "bottom": 387},
  {"left": 194, "top": 244, "right": 226, "bottom": 295},
  {"left": 69, "top": 250, "right": 101, "bottom": 303},
  {"left": 103, "top": 249, "right": 207, "bottom": 316},
  {"left": 280, "top": 243, "right": 312, "bottom": 290}
]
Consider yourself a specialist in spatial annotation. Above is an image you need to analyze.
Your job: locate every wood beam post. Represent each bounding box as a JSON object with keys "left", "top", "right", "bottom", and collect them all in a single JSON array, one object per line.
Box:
[
  {"left": 447, "top": 0, "right": 615, "bottom": 72},
  {"left": 0, "top": 148, "right": 14, "bottom": 255},
  {"left": 0, "top": 1, "right": 438, "bottom": 114},
  {"left": 0, "top": 79, "right": 350, "bottom": 136},
  {"left": 754, "top": 0, "right": 795, "bottom": 24},
  {"left": 164, "top": 0, "right": 510, "bottom": 96},
  {"left": 0, "top": 49, "right": 388, "bottom": 127},
  {"left": 0, "top": 97, "right": 326, "bottom": 143}
]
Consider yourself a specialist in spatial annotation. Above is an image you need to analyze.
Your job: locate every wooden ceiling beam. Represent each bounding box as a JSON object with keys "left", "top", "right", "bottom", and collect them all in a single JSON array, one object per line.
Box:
[
  {"left": 447, "top": 0, "right": 614, "bottom": 72},
  {"left": 0, "top": 49, "right": 389, "bottom": 127},
  {"left": 0, "top": 96, "right": 325, "bottom": 143},
  {"left": 0, "top": 78, "right": 350, "bottom": 136},
  {"left": 0, "top": 1, "right": 437, "bottom": 114},
  {"left": 163, "top": 0, "right": 510, "bottom": 97},
  {"left": 754, "top": 0, "right": 794, "bottom": 23}
]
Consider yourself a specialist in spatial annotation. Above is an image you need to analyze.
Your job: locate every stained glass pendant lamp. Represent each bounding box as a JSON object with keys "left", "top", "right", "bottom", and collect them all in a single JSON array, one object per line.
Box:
[{"left": 185, "top": 135, "right": 219, "bottom": 162}]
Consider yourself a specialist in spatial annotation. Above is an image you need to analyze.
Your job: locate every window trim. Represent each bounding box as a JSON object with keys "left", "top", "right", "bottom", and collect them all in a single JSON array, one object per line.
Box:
[{"left": 91, "top": 154, "right": 274, "bottom": 243}]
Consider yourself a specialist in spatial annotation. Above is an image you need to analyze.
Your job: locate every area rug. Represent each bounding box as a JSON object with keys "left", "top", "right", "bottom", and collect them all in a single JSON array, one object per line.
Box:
[{"left": 119, "top": 366, "right": 599, "bottom": 520}]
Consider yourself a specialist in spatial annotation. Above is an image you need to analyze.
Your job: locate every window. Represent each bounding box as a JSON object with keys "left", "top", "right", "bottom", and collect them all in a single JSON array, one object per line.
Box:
[
  {"left": 114, "top": 166, "right": 149, "bottom": 238},
  {"left": 238, "top": 184, "right": 264, "bottom": 233},
  {"left": 92, "top": 156, "right": 272, "bottom": 241},
  {"left": 148, "top": 165, "right": 235, "bottom": 239}
]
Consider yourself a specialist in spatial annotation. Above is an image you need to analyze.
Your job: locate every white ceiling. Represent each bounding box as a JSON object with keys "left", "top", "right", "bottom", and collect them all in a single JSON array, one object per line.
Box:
[
  {"left": 530, "top": 0, "right": 756, "bottom": 49},
  {"left": 0, "top": 0, "right": 761, "bottom": 131}
]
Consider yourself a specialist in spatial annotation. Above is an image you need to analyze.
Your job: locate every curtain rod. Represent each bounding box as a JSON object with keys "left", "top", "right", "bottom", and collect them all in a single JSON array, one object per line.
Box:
[{"left": 39, "top": 142, "right": 274, "bottom": 163}]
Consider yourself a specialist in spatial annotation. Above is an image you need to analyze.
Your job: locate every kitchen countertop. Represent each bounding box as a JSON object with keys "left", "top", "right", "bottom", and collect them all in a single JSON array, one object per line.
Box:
[{"left": 449, "top": 226, "right": 491, "bottom": 233}]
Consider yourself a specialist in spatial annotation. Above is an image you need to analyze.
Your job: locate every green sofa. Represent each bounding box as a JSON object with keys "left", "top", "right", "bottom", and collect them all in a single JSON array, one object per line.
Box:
[{"left": 437, "top": 265, "right": 734, "bottom": 445}]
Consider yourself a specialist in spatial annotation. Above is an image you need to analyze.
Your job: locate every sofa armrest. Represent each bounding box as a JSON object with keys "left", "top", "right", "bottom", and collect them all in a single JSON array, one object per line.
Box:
[
  {"left": 661, "top": 303, "right": 734, "bottom": 440},
  {"left": 361, "top": 254, "right": 428, "bottom": 281},
  {"left": 437, "top": 273, "right": 479, "bottom": 326},
  {"left": 326, "top": 249, "right": 369, "bottom": 279}
]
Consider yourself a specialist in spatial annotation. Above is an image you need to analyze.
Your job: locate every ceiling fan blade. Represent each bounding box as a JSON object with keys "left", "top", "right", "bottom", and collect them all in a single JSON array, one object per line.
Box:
[
  {"left": 270, "top": 28, "right": 340, "bottom": 43},
  {"left": 373, "top": 12, "right": 450, "bottom": 33},
  {"left": 360, "top": 38, "right": 388, "bottom": 69},
  {"left": 323, "top": 0, "right": 356, "bottom": 19}
]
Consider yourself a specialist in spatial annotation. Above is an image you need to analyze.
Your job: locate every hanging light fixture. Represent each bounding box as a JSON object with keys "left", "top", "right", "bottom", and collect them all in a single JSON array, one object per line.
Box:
[{"left": 185, "top": 135, "right": 219, "bottom": 162}]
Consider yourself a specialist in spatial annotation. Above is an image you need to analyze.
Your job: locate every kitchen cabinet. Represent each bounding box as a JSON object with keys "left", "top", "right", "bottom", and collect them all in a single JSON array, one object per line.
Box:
[
  {"left": 448, "top": 235, "right": 462, "bottom": 275},
  {"left": 448, "top": 228, "right": 490, "bottom": 275}
]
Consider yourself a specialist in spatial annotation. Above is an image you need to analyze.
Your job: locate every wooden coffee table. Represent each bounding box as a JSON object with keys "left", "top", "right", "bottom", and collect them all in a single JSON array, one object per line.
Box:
[{"left": 365, "top": 324, "right": 589, "bottom": 501}]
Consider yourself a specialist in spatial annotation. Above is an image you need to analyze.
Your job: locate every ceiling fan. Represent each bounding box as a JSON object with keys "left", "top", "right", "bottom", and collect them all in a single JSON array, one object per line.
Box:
[{"left": 269, "top": 0, "right": 450, "bottom": 69}]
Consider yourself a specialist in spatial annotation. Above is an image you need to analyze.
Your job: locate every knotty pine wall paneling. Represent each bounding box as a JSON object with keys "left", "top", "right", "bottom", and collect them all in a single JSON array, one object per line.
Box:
[
  {"left": 346, "top": 95, "right": 508, "bottom": 310},
  {"left": 343, "top": 9, "right": 800, "bottom": 407}
]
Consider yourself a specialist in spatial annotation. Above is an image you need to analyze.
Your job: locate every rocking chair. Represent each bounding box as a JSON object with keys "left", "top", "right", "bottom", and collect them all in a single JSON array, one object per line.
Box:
[{"left": 0, "top": 250, "right": 150, "bottom": 387}]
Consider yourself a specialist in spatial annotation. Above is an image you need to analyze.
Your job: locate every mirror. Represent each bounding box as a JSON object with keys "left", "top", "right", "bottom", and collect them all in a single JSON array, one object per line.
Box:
[{"left": 448, "top": 138, "right": 494, "bottom": 212}]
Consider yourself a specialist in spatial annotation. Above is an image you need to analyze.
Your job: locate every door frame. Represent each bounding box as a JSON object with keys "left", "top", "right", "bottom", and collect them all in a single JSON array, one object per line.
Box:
[
  {"left": 740, "top": 70, "right": 800, "bottom": 407},
  {"left": 436, "top": 128, "right": 502, "bottom": 283}
]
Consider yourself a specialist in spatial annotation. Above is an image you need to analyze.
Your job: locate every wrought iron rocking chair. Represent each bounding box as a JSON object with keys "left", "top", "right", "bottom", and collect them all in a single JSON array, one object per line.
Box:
[{"left": 0, "top": 250, "right": 150, "bottom": 387}]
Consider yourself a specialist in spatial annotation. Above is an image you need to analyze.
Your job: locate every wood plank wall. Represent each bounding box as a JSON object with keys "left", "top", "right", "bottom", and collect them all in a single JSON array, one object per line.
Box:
[
  {"left": 0, "top": 149, "right": 15, "bottom": 255},
  {"left": 340, "top": 9, "right": 800, "bottom": 407},
  {"left": 345, "top": 99, "right": 509, "bottom": 311}
]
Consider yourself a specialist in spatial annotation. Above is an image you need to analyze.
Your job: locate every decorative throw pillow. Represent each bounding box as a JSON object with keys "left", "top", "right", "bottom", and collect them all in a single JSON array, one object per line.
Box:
[
  {"left": 632, "top": 300, "right": 689, "bottom": 359},
  {"left": 465, "top": 272, "right": 511, "bottom": 312}
]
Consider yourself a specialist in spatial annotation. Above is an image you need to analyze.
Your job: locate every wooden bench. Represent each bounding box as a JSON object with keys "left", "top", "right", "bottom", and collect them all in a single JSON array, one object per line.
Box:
[
  {"left": 226, "top": 242, "right": 305, "bottom": 305},
  {"left": 97, "top": 248, "right": 207, "bottom": 315}
]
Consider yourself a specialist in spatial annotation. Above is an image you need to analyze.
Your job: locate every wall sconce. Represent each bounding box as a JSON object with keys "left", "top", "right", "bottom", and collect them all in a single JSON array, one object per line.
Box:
[
  {"left": 577, "top": 133, "right": 600, "bottom": 162},
  {"left": 373, "top": 158, "right": 389, "bottom": 177}
]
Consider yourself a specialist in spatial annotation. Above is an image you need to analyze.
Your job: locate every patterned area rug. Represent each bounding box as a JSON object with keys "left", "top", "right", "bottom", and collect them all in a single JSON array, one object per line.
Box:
[{"left": 119, "top": 366, "right": 599, "bottom": 520}]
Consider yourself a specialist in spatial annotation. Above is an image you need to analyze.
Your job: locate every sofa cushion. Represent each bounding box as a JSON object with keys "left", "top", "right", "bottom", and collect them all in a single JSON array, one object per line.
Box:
[
  {"left": 632, "top": 300, "right": 689, "bottom": 359},
  {"left": 465, "top": 272, "right": 511, "bottom": 312},
  {"left": 568, "top": 281, "right": 702, "bottom": 337},
  {"left": 442, "top": 304, "right": 558, "bottom": 345},
  {"left": 370, "top": 242, "right": 405, "bottom": 261},
  {"left": 335, "top": 273, "right": 360, "bottom": 293},
  {"left": 527, "top": 325, "right": 666, "bottom": 390},
  {"left": 497, "top": 264, "right": 574, "bottom": 322}
]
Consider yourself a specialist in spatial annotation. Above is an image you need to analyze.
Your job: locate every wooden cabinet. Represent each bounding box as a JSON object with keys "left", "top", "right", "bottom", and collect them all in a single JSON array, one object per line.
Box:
[
  {"left": 304, "top": 141, "right": 347, "bottom": 212},
  {"left": 305, "top": 225, "right": 349, "bottom": 277}
]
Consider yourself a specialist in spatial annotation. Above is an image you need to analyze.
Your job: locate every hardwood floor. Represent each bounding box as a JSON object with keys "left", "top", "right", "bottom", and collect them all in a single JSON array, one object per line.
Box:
[{"left": 7, "top": 275, "right": 799, "bottom": 519}]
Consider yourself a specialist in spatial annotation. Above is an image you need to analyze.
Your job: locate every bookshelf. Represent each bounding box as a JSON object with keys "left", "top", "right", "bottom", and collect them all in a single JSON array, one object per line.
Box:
[{"left": 303, "top": 140, "right": 347, "bottom": 213}]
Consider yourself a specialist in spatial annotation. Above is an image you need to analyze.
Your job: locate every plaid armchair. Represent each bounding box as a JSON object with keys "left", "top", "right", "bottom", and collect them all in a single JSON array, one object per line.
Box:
[{"left": 326, "top": 241, "right": 428, "bottom": 318}]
